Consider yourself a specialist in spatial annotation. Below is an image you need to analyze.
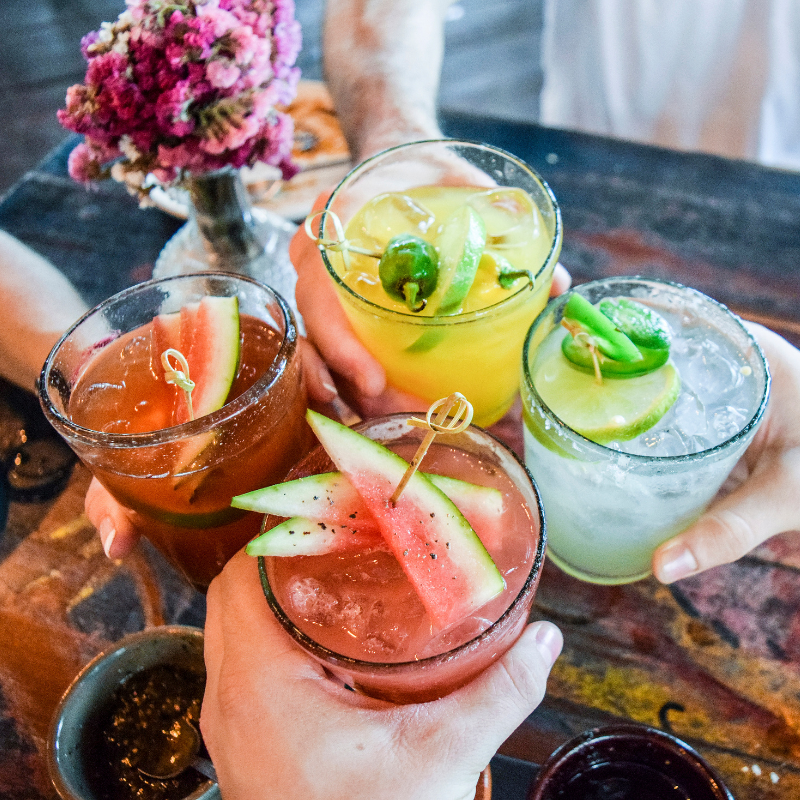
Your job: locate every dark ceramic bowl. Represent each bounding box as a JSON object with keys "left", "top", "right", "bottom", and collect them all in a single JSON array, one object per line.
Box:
[
  {"left": 528, "top": 724, "right": 734, "bottom": 800},
  {"left": 48, "top": 625, "right": 218, "bottom": 800}
]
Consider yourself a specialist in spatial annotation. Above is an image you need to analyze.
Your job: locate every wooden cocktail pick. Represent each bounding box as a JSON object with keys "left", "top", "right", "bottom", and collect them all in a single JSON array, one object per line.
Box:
[
  {"left": 161, "top": 348, "right": 196, "bottom": 421},
  {"left": 304, "top": 209, "right": 382, "bottom": 270},
  {"left": 390, "top": 393, "right": 474, "bottom": 505},
  {"left": 561, "top": 319, "right": 604, "bottom": 383}
]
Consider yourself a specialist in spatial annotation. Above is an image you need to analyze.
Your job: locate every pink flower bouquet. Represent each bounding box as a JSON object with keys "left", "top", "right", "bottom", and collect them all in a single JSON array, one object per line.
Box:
[{"left": 59, "top": 0, "right": 302, "bottom": 197}]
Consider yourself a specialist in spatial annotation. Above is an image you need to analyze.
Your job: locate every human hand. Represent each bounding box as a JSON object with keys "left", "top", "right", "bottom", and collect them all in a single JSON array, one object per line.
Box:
[
  {"left": 85, "top": 338, "right": 338, "bottom": 560},
  {"left": 200, "top": 549, "right": 563, "bottom": 800},
  {"left": 653, "top": 323, "right": 800, "bottom": 583},
  {"left": 291, "top": 191, "right": 572, "bottom": 419}
]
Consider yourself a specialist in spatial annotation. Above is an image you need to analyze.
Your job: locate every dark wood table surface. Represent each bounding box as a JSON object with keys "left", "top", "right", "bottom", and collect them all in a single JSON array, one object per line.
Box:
[{"left": 2, "top": 115, "right": 800, "bottom": 799}]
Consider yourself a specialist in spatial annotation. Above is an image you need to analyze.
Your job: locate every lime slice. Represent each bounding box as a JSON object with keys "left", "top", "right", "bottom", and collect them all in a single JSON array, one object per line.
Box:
[
  {"left": 432, "top": 205, "right": 487, "bottom": 314},
  {"left": 535, "top": 338, "right": 681, "bottom": 444}
]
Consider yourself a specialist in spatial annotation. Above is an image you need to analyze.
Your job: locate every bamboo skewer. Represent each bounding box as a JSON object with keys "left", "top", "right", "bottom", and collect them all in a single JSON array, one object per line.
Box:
[{"left": 389, "top": 393, "right": 473, "bottom": 505}]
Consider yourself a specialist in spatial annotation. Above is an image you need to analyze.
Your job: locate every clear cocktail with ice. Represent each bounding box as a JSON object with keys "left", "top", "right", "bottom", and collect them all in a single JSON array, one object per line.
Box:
[{"left": 520, "top": 277, "right": 770, "bottom": 585}]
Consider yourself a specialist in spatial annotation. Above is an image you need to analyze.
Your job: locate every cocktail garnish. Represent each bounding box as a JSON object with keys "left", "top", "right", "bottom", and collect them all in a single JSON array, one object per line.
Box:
[
  {"left": 432, "top": 206, "right": 486, "bottom": 314},
  {"left": 304, "top": 209, "right": 382, "bottom": 271},
  {"left": 378, "top": 234, "right": 439, "bottom": 312},
  {"left": 390, "top": 393, "right": 473, "bottom": 505},
  {"left": 161, "top": 348, "right": 196, "bottom": 421},
  {"left": 305, "top": 210, "right": 439, "bottom": 312},
  {"left": 562, "top": 294, "right": 642, "bottom": 362},
  {"left": 561, "top": 295, "right": 673, "bottom": 378}
]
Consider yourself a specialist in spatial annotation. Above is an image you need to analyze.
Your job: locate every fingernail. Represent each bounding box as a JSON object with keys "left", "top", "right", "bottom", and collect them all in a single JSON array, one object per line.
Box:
[
  {"left": 322, "top": 381, "right": 338, "bottom": 396},
  {"left": 531, "top": 621, "right": 563, "bottom": 668},
  {"left": 658, "top": 543, "right": 698, "bottom": 583},
  {"left": 99, "top": 517, "right": 117, "bottom": 559}
]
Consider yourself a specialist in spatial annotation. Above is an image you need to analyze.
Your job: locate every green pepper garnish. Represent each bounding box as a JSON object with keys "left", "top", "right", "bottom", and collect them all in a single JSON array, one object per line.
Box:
[
  {"left": 378, "top": 234, "right": 439, "bottom": 312},
  {"left": 561, "top": 294, "right": 672, "bottom": 377}
]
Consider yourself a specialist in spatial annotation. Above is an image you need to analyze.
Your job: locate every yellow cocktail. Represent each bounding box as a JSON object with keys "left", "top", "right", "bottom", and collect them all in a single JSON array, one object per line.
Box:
[{"left": 320, "top": 140, "right": 562, "bottom": 427}]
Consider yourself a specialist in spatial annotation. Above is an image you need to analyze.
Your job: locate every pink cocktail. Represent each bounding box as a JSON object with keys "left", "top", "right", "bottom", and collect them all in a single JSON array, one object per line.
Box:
[{"left": 257, "top": 414, "right": 546, "bottom": 704}]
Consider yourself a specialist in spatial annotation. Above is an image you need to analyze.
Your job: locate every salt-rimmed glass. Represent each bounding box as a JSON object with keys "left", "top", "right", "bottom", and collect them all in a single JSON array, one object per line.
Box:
[
  {"left": 258, "top": 413, "right": 547, "bottom": 704},
  {"left": 520, "top": 276, "right": 770, "bottom": 585},
  {"left": 319, "top": 139, "right": 562, "bottom": 427},
  {"left": 39, "top": 273, "right": 312, "bottom": 591}
]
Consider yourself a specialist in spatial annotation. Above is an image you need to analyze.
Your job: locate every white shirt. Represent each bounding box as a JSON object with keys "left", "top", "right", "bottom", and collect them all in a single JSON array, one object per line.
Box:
[{"left": 540, "top": 0, "right": 800, "bottom": 170}]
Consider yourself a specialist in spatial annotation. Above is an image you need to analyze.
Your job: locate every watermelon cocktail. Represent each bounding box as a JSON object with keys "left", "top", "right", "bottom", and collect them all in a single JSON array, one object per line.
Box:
[
  {"left": 39, "top": 273, "right": 312, "bottom": 591},
  {"left": 318, "top": 139, "right": 562, "bottom": 427},
  {"left": 241, "top": 410, "right": 546, "bottom": 704}
]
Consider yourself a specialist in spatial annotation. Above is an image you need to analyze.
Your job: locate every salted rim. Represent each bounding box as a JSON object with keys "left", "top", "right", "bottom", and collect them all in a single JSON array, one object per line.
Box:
[
  {"left": 521, "top": 275, "right": 772, "bottom": 464},
  {"left": 319, "top": 138, "right": 563, "bottom": 325},
  {"left": 258, "top": 414, "right": 547, "bottom": 675}
]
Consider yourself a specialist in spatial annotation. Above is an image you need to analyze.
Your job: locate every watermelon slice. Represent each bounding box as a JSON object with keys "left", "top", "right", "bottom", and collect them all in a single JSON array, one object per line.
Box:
[
  {"left": 234, "top": 470, "right": 505, "bottom": 550},
  {"left": 181, "top": 296, "right": 241, "bottom": 423},
  {"left": 246, "top": 517, "right": 384, "bottom": 557},
  {"left": 304, "top": 410, "right": 506, "bottom": 630},
  {"left": 234, "top": 472, "right": 370, "bottom": 526},
  {"left": 152, "top": 296, "right": 241, "bottom": 479},
  {"left": 153, "top": 296, "right": 241, "bottom": 424}
]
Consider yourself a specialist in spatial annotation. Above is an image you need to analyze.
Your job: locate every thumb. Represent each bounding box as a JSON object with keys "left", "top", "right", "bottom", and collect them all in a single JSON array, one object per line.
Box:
[
  {"left": 432, "top": 621, "right": 562, "bottom": 767},
  {"left": 653, "top": 450, "right": 800, "bottom": 583},
  {"left": 84, "top": 477, "right": 142, "bottom": 560}
]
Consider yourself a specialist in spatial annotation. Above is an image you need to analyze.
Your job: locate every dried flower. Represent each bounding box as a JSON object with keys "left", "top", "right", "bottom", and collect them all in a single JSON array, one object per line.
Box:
[{"left": 58, "top": 0, "right": 301, "bottom": 199}]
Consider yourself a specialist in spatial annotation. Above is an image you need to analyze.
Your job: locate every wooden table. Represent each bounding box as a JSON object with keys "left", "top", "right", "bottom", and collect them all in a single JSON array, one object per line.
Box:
[{"left": 2, "top": 117, "right": 800, "bottom": 799}]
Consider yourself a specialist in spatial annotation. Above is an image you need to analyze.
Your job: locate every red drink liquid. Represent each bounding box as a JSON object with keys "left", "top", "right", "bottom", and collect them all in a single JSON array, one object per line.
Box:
[
  {"left": 260, "top": 415, "right": 546, "bottom": 703},
  {"left": 40, "top": 275, "right": 312, "bottom": 591}
]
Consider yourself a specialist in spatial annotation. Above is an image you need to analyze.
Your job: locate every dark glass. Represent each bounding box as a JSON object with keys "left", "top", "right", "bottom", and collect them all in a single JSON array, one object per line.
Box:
[{"left": 528, "top": 724, "right": 734, "bottom": 800}]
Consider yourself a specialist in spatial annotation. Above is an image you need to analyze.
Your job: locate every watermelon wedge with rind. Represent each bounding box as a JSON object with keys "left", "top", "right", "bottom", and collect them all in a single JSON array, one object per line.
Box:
[
  {"left": 152, "top": 296, "right": 241, "bottom": 475},
  {"left": 233, "top": 471, "right": 505, "bottom": 549},
  {"left": 305, "top": 410, "right": 506, "bottom": 630},
  {"left": 234, "top": 472, "right": 370, "bottom": 526},
  {"left": 177, "top": 296, "right": 241, "bottom": 423},
  {"left": 151, "top": 309, "right": 184, "bottom": 423},
  {"left": 246, "top": 517, "right": 383, "bottom": 557}
]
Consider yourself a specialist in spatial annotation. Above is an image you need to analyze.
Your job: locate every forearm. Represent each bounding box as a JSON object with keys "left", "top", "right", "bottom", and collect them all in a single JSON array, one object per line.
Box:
[
  {"left": 0, "top": 231, "right": 88, "bottom": 391},
  {"left": 323, "top": 0, "right": 452, "bottom": 163}
]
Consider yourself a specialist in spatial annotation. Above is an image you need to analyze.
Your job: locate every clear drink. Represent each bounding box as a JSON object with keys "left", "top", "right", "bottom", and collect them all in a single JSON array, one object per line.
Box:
[
  {"left": 520, "top": 277, "right": 770, "bottom": 585},
  {"left": 40, "top": 274, "right": 312, "bottom": 591},
  {"left": 320, "top": 140, "right": 562, "bottom": 427},
  {"left": 258, "top": 414, "right": 547, "bottom": 703}
]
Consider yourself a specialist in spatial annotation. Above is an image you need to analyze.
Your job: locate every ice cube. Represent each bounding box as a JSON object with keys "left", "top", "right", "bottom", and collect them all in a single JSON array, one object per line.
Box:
[
  {"left": 359, "top": 600, "right": 418, "bottom": 656},
  {"left": 419, "top": 616, "right": 493, "bottom": 658},
  {"left": 670, "top": 384, "right": 708, "bottom": 437},
  {"left": 120, "top": 334, "right": 151, "bottom": 365},
  {"left": 363, "top": 628, "right": 408, "bottom": 657},
  {"left": 468, "top": 188, "right": 538, "bottom": 247},
  {"left": 287, "top": 577, "right": 339, "bottom": 625},
  {"left": 360, "top": 193, "right": 435, "bottom": 245},
  {"left": 679, "top": 331, "right": 742, "bottom": 404},
  {"left": 712, "top": 405, "right": 750, "bottom": 441}
]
